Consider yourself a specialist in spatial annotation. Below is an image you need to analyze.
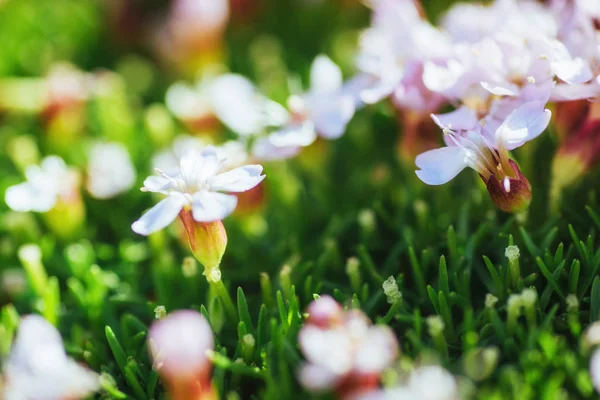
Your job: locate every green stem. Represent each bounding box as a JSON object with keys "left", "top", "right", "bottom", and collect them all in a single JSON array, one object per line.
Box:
[{"left": 211, "top": 279, "right": 238, "bottom": 322}]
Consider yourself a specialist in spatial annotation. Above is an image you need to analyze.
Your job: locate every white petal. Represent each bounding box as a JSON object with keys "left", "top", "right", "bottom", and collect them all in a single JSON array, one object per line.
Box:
[
  {"left": 131, "top": 194, "right": 187, "bottom": 235},
  {"left": 149, "top": 310, "right": 214, "bottom": 378},
  {"left": 553, "top": 58, "right": 594, "bottom": 85},
  {"left": 311, "top": 95, "right": 356, "bottom": 139},
  {"left": 210, "top": 74, "right": 289, "bottom": 135},
  {"left": 480, "top": 81, "right": 519, "bottom": 97},
  {"left": 353, "top": 326, "right": 399, "bottom": 374},
  {"left": 298, "top": 364, "right": 340, "bottom": 392},
  {"left": 591, "top": 348, "right": 600, "bottom": 394},
  {"left": 422, "top": 60, "right": 465, "bottom": 94},
  {"left": 431, "top": 106, "right": 478, "bottom": 131},
  {"left": 551, "top": 82, "right": 600, "bottom": 101},
  {"left": 269, "top": 122, "right": 317, "bottom": 148},
  {"left": 5, "top": 182, "right": 57, "bottom": 212},
  {"left": 191, "top": 191, "right": 238, "bottom": 222},
  {"left": 298, "top": 326, "right": 353, "bottom": 375},
  {"left": 310, "top": 55, "right": 343, "bottom": 93},
  {"left": 180, "top": 149, "right": 220, "bottom": 186},
  {"left": 209, "top": 165, "right": 265, "bottom": 193},
  {"left": 415, "top": 146, "right": 468, "bottom": 185},
  {"left": 251, "top": 137, "right": 301, "bottom": 161},
  {"left": 496, "top": 101, "right": 551, "bottom": 150},
  {"left": 142, "top": 175, "right": 173, "bottom": 193},
  {"left": 9, "top": 315, "right": 67, "bottom": 371}
]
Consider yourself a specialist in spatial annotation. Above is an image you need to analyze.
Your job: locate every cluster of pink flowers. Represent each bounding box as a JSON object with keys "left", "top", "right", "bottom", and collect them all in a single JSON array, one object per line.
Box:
[{"left": 167, "top": 0, "right": 599, "bottom": 213}]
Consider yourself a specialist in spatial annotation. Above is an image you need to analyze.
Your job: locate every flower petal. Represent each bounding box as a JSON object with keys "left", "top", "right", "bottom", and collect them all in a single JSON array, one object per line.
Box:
[
  {"left": 311, "top": 95, "right": 356, "bottom": 139},
  {"left": 251, "top": 137, "right": 301, "bottom": 161},
  {"left": 142, "top": 175, "right": 173, "bottom": 193},
  {"left": 298, "top": 364, "right": 341, "bottom": 393},
  {"left": 310, "top": 55, "right": 343, "bottom": 93},
  {"left": 354, "top": 326, "right": 399, "bottom": 374},
  {"left": 496, "top": 101, "right": 551, "bottom": 150},
  {"left": 5, "top": 182, "right": 57, "bottom": 212},
  {"left": 131, "top": 194, "right": 187, "bottom": 235},
  {"left": 268, "top": 121, "right": 317, "bottom": 148},
  {"left": 431, "top": 106, "right": 478, "bottom": 131},
  {"left": 191, "top": 191, "right": 238, "bottom": 222},
  {"left": 209, "top": 165, "right": 265, "bottom": 193},
  {"left": 415, "top": 146, "right": 468, "bottom": 185},
  {"left": 480, "top": 81, "right": 519, "bottom": 97}
]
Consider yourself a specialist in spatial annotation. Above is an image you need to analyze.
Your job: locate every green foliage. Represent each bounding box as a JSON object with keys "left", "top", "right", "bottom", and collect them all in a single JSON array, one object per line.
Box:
[{"left": 0, "top": 0, "right": 599, "bottom": 399}]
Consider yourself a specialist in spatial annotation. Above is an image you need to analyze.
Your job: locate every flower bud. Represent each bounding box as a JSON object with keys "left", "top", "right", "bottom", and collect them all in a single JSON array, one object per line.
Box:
[
  {"left": 382, "top": 276, "right": 402, "bottom": 305},
  {"left": 483, "top": 160, "right": 532, "bottom": 213},
  {"left": 305, "top": 295, "right": 344, "bottom": 328},
  {"left": 148, "top": 310, "right": 216, "bottom": 400},
  {"left": 178, "top": 209, "right": 227, "bottom": 282},
  {"left": 551, "top": 120, "right": 600, "bottom": 208},
  {"left": 554, "top": 100, "right": 591, "bottom": 140},
  {"left": 463, "top": 347, "right": 499, "bottom": 382}
]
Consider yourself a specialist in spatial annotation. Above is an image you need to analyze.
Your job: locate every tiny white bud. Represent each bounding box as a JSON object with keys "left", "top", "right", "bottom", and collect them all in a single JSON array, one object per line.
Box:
[
  {"left": 507, "top": 294, "right": 522, "bottom": 310},
  {"left": 358, "top": 209, "right": 376, "bottom": 231},
  {"left": 182, "top": 257, "right": 198, "bottom": 277},
  {"left": 485, "top": 294, "right": 498, "bottom": 308},
  {"left": 154, "top": 306, "right": 167, "bottom": 319},
  {"left": 526, "top": 76, "right": 536, "bottom": 84},
  {"left": 382, "top": 276, "right": 402, "bottom": 304},
  {"left": 243, "top": 334, "right": 256, "bottom": 348},
  {"left": 521, "top": 288, "right": 537, "bottom": 307},
  {"left": 18, "top": 244, "right": 42, "bottom": 265},
  {"left": 585, "top": 322, "right": 600, "bottom": 346},
  {"left": 345, "top": 257, "right": 360, "bottom": 274},
  {"left": 427, "top": 315, "right": 445, "bottom": 336},
  {"left": 505, "top": 245, "right": 520, "bottom": 262},
  {"left": 566, "top": 294, "right": 579, "bottom": 313}
]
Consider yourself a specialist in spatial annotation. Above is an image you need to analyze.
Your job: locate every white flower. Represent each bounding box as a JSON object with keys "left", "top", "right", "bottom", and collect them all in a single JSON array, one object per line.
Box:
[
  {"left": 86, "top": 142, "right": 136, "bottom": 199},
  {"left": 132, "top": 146, "right": 265, "bottom": 235},
  {"left": 2, "top": 315, "right": 99, "bottom": 400},
  {"left": 148, "top": 310, "right": 214, "bottom": 381},
  {"left": 591, "top": 348, "right": 600, "bottom": 394},
  {"left": 298, "top": 296, "right": 399, "bottom": 393},
  {"left": 267, "top": 55, "right": 356, "bottom": 148},
  {"left": 165, "top": 81, "right": 214, "bottom": 123},
  {"left": 349, "top": 364, "right": 460, "bottom": 400},
  {"left": 209, "top": 74, "right": 289, "bottom": 136},
  {"left": 5, "top": 156, "right": 80, "bottom": 213}
]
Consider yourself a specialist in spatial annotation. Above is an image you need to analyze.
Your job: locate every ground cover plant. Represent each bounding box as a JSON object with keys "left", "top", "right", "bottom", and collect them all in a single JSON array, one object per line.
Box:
[{"left": 1, "top": 0, "right": 600, "bottom": 399}]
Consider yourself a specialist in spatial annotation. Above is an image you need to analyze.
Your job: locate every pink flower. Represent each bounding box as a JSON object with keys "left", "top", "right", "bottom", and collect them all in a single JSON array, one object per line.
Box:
[
  {"left": 148, "top": 310, "right": 217, "bottom": 400},
  {"left": 298, "top": 296, "right": 399, "bottom": 398}
]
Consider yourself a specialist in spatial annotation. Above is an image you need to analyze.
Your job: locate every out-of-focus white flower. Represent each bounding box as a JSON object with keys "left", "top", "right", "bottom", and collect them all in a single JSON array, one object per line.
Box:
[
  {"left": 86, "top": 142, "right": 136, "bottom": 199},
  {"left": 5, "top": 156, "right": 80, "bottom": 213},
  {"left": 166, "top": 82, "right": 214, "bottom": 123},
  {"left": 209, "top": 74, "right": 289, "bottom": 137},
  {"left": 267, "top": 55, "right": 356, "bottom": 147},
  {"left": 349, "top": 364, "right": 460, "bottom": 400},
  {"left": 591, "top": 348, "right": 600, "bottom": 394},
  {"left": 298, "top": 296, "right": 399, "bottom": 396},
  {"left": 132, "top": 146, "right": 264, "bottom": 235},
  {"left": 2, "top": 315, "right": 100, "bottom": 400},
  {"left": 148, "top": 310, "right": 216, "bottom": 399},
  {"left": 585, "top": 321, "right": 600, "bottom": 346}
]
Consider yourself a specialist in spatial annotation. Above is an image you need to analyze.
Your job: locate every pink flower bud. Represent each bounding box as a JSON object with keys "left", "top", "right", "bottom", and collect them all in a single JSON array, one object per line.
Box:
[
  {"left": 482, "top": 160, "right": 532, "bottom": 213},
  {"left": 305, "top": 295, "right": 344, "bottom": 328},
  {"left": 554, "top": 100, "right": 591, "bottom": 141},
  {"left": 148, "top": 310, "right": 217, "bottom": 400},
  {"left": 179, "top": 209, "right": 227, "bottom": 280}
]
